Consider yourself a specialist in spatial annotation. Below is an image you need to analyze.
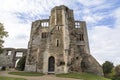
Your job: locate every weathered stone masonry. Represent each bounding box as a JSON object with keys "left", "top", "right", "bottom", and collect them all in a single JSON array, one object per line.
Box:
[
  {"left": 0, "top": 48, "right": 27, "bottom": 68},
  {"left": 25, "top": 5, "right": 103, "bottom": 76}
]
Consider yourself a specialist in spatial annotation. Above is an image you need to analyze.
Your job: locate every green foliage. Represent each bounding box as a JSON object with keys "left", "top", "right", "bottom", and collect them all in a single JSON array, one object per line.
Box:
[
  {"left": 56, "top": 73, "right": 111, "bottom": 80},
  {"left": 102, "top": 61, "right": 114, "bottom": 74},
  {"left": 115, "top": 65, "right": 120, "bottom": 76},
  {"left": 106, "top": 69, "right": 115, "bottom": 79},
  {"left": 110, "top": 65, "right": 120, "bottom": 80},
  {"left": 112, "top": 76, "right": 120, "bottom": 80},
  {"left": 0, "top": 23, "right": 8, "bottom": 54},
  {"left": 8, "top": 72, "right": 44, "bottom": 76},
  {"left": 103, "top": 65, "right": 120, "bottom": 80},
  {"left": 16, "top": 56, "right": 26, "bottom": 71},
  {"left": 0, "top": 76, "right": 26, "bottom": 80}
]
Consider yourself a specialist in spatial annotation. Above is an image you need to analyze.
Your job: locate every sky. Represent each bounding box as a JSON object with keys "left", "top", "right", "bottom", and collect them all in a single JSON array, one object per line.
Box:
[{"left": 0, "top": 0, "right": 120, "bottom": 66}]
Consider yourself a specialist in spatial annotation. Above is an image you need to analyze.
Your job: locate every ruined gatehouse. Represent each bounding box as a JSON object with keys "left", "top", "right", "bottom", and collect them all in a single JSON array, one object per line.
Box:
[{"left": 25, "top": 5, "right": 103, "bottom": 76}]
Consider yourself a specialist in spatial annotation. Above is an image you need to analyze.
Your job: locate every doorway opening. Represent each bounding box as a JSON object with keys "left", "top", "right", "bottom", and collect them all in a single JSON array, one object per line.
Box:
[{"left": 48, "top": 56, "right": 55, "bottom": 72}]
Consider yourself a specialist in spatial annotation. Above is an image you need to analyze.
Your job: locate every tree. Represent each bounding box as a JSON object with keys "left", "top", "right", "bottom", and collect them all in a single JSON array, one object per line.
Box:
[
  {"left": 102, "top": 61, "right": 114, "bottom": 75},
  {"left": 115, "top": 65, "right": 120, "bottom": 76},
  {"left": 16, "top": 56, "right": 26, "bottom": 71},
  {"left": 0, "top": 23, "right": 8, "bottom": 53},
  {"left": 111, "top": 65, "right": 120, "bottom": 80},
  {"left": 112, "top": 65, "right": 120, "bottom": 80}
]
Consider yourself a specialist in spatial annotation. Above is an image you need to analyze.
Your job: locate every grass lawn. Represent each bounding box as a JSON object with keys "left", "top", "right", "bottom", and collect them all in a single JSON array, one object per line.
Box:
[
  {"left": 8, "top": 71, "right": 44, "bottom": 76},
  {"left": 0, "top": 76, "right": 26, "bottom": 80},
  {"left": 56, "top": 73, "right": 111, "bottom": 80}
]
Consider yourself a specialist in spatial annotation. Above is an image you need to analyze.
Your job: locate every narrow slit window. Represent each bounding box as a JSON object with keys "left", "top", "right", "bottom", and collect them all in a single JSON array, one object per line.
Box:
[
  {"left": 41, "top": 22, "right": 44, "bottom": 27},
  {"left": 77, "top": 34, "right": 84, "bottom": 41},
  {"left": 80, "top": 34, "right": 84, "bottom": 41},
  {"left": 56, "top": 26, "right": 60, "bottom": 30},
  {"left": 46, "top": 22, "right": 49, "bottom": 26},
  {"left": 56, "top": 39, "right": 59, "bottom": 47}
]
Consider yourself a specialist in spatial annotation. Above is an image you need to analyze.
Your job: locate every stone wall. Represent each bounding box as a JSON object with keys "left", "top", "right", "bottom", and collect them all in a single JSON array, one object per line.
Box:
[{"left": 0, "top": 48, "right": 27, "bottom": 68}]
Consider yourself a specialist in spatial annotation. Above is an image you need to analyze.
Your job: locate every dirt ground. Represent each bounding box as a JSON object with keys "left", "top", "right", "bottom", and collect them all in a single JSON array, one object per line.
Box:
[{"left": 0, "top": 71, "right": 82, "bottom": 80}]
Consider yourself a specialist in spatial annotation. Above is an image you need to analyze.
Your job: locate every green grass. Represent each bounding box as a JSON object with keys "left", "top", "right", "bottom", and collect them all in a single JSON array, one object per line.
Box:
[
  {"left": 0, "top": 76, "right": 26, "bottom": 80},
  {"left": 8, "top": 71, "right": 44, "bottom": 76},
  {"left": 56, "top": 73, "right": 111, "bottom": 80}
]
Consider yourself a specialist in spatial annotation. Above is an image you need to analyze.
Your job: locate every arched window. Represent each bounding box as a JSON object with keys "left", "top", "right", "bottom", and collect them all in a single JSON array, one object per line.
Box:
[{"left": 15, "top": 59, "right": 20, "bottom": 68}]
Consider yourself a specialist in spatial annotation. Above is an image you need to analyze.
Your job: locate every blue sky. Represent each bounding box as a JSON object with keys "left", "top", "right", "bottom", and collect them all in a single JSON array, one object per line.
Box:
[{"left": 0, "top": 0, "right": 120, "bottom": 65}]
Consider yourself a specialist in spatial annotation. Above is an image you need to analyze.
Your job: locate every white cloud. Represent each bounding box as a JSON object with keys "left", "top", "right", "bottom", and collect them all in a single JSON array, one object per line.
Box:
[
  {"left": 3, "top": 22, "right": 31, "bottom": 48},
  {"left": 113, "top": 7, "right": 120, "bottom": 29},
  {"left": 83, "top": 14, "right": 104, "bottom": 24},
  {"left": 77, "top": 0, "right": 105, "bottom": 6},
  {"left": 89, "top": 26, "right": 120, "bottom": 65},
  {"left": 88, "top": 7, "right": 120, "bottom": 65}
]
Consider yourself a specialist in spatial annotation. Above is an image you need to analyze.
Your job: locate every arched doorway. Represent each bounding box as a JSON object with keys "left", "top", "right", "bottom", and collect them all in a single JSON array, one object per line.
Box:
[
  {"left": 15, "top": 59, "right": 20, "bottom": 68},
  {"left": 48, "top": 56, "right": 55, "bottom": 72}
]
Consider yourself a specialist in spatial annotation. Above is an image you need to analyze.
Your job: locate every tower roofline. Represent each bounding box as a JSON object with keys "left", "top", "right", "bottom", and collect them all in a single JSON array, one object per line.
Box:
[{"left": 51, "top": 5, "right": 71, "bottom": 11}]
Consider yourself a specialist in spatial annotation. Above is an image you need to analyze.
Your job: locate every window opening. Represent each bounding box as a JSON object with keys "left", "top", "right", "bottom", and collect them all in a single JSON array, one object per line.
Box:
[
  {"left": 16, "top": 52, "right": 23, "bottom": 57},
  {"left": 75, "top": 22, "right": 80, "bottom": 28},
  {"left": 42, "top": 32, "right": 48, "bottom": 38},
  {"left": 56, "top": 39, "right": 59, "bottom": 47}
]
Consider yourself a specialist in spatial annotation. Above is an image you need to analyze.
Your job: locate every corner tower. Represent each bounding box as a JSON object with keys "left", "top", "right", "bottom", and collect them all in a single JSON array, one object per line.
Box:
[{"left": 25, "top": 5, "right": 103, "bottom": 76}]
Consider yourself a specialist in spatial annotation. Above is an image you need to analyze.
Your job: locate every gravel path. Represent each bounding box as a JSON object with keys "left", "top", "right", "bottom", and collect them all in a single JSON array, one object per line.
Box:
[{"left": 0, "top": 71, "right": 82, "bottom": 80}]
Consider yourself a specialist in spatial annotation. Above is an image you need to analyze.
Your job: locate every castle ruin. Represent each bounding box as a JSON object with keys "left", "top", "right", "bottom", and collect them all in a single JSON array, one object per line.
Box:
[{"left": 25, "top": 5, "right": 103, "bottom": 76}]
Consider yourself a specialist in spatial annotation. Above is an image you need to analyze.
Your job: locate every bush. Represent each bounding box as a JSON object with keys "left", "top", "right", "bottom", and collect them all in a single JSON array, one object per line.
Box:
[
  {"left": 102, "top": 61, "right": 114, "bottom": 75},
  {"left": 16, "top": 56, "right": 26, "bottom": 71},
  {"left": 112, "top": 76, "right": 120, "bottom": 80},
  {"left": 115, "top": 65, "right": 120, "bottom": 76}
]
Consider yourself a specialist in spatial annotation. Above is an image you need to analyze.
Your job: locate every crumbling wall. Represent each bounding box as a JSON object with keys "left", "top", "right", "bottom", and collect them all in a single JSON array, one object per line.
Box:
[{"left": 0, "top": 48, "right": 27, "bottom": 68}]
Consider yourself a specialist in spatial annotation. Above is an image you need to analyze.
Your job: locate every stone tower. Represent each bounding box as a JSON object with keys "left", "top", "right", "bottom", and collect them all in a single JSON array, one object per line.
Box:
[{"left": 25, "top": 5, "right": 103, "bottom": 76}]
